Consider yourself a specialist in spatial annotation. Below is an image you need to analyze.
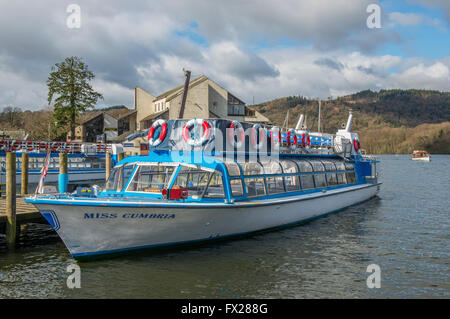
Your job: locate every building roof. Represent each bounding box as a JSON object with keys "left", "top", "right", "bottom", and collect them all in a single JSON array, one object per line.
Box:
[
  {"left": 139, "top": 109, "right": 169, "bottom": 122},
  {"left": 153, "top": 75, "right": 209, "bottom": 102}
]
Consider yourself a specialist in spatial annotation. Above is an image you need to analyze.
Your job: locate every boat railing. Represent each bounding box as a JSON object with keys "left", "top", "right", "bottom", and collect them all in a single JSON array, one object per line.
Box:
[{"left": 0, "top": 139, "right": 113, "bottom": 154}]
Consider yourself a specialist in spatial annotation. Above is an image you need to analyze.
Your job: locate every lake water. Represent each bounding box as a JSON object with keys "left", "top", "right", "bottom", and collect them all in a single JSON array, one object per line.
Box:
[{"left": 0, "top": 155, "right": 449, "bottom": 298}]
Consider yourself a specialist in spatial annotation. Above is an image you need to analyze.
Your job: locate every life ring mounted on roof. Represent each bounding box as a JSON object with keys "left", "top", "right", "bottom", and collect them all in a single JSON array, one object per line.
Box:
[
  {"left": 148, "top": 119, "right": 168, "bottom": 147},
  {"left": 287, "top": 129, "right": 297, "bottom": 150},
  {"left": 228, "top": 120, "right": 245, "bottom": 149},
  {"left": 183, "top": 119, "right": 211, "bottom": 147}
]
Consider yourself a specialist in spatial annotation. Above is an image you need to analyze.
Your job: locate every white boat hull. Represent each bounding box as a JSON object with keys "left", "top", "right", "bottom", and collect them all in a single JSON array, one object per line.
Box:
[
  {"left": 412, "top": 157, "right": 430, "bottom": 162},
  {"left": 31, "top": 183, "right": 379, "bottom": 259}
]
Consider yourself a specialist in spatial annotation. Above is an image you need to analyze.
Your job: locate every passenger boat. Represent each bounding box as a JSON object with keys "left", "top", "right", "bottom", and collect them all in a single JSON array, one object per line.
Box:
[
  {"left": 0, "top": 140, "right": 123, "bottom": 184},
  {"left": 26, "top": 112, "right": 380, "bottom": 260},
  {"left": 412, "top": 150, "right": 430, "bottom": 162}
]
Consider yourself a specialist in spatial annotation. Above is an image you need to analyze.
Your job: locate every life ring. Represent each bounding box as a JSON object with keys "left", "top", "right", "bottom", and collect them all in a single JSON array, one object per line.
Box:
[
  {"left": 270, "top": 126, "right": 281, "bottom": 148},
  {"left": 182, "top": 119, "right": 210, "bottom": 146},
  {"left": 50, "top": 142, "right": 60, "bottom": 152},
  {"left": 353, "top": 139, "right": 360, "bottom": 152},
  {"left": 250, "top": 124, "right": 266, "bottom": 150},
  {"left": 307, "top": 135, "right": 311, "bottom": 146},
  {"left": 26, "top": 140, "right": 33, "bottom": 152},
  {"left": 301, "top": 133, "right": 306, "bottom": 147},
  {"left": 38, "top": 141, "right": 48, "bottom": 151},
  {"left": 148, "top": 119, "right": 168, "bottom": 147},
  {"left": 64, "top": 142, "right": 72, "bottom": 152},
  {"left": 228, "top": 120, "right": 245, "bottom": 149},
  {"left": 10, "top": 140, "right": 20, "bottom": 151},
  {"left": 287, "top": 129, "right": 297, "bottom": 149}
]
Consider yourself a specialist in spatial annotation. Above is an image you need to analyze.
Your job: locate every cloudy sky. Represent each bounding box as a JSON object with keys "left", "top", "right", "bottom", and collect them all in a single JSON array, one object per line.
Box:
[{"left": 0, "top": 0, "right": 449, "bottom": 110}]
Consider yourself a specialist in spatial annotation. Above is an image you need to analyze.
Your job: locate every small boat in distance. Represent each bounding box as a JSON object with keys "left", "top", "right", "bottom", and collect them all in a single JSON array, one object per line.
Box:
[{"left": 412, "top": 150, "right": 430, "bottom": 162}]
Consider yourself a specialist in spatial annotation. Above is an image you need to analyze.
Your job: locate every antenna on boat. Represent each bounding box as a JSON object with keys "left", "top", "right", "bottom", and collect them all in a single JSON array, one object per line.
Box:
[
  {"left": 178, "top": 69, "right": 191, "bottom": 119},
  {"left": 345, "top": 109, "right": 353, "bottom": 132}
]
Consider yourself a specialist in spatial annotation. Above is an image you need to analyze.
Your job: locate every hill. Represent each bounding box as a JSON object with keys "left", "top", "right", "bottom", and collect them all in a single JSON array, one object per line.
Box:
[{"left": 251, "top": 89, "right": 450, "bottom": 154}]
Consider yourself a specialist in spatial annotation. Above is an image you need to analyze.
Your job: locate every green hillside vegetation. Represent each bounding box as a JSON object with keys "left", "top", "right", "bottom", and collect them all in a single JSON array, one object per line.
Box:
[{"left": 251, "top": 89, "right": 450, "bottom": 154}]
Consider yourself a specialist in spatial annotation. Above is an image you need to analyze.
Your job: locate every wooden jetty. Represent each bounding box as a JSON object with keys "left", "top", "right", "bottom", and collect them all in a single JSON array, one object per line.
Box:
[{"left": 0, "top": 150, "right": 116, "bottom": 248}]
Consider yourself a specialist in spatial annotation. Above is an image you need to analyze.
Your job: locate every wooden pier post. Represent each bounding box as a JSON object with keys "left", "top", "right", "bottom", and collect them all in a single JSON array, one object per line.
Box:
[
  {"left": 105, "top": 151, "right": 112, "bottom": 181},
  {"left": 58, "top": 152, "right": 68, "bottom": 193},
  {"left": 5, "top": 152, "right": 17, "bottom": 248},
  {"left": 21, "top": 152, "right": 29, "bottom": 196}
]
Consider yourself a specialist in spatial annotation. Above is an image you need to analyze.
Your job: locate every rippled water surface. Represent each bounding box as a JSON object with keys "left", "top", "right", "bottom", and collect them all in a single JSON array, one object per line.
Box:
[{"left": 0, "top": 155, "right": 449, "bottom": 298}]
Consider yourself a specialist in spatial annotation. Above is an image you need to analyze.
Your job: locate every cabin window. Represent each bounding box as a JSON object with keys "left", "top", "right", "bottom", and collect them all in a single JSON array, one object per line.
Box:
[
  {"left": 240, "top": 161, "right": 264, "bottom": 176},
  {"left": 244, "top": 177, "right": 266, "bottom": 197},
  {"left": 335, "top": 162, "right": 346, "bottom": 171},
  {"left": 322, "top": 161, "right": 336, "bottom": 172},
  {"left": 266, "top": 176, "right": 285, "bottom": 194},
  {"left": 260, "top": 160, "right": 282, "bottom": 175},
  {"left": 202, "top": 171, "right": 225, "bottom": 198},
  {"left": 127, "top": 165, "right": 175, "bottom": 192},
  {"left": 336, "top": 173, "right": 347, "bottom": 184},
  {"left": 344, "top": 163, "right": 354, "bottom": 170},
  {"left": 300, "top": 175, "right": 315, "bottom": 189},
  {"left": 280, "top": 160, "right": 298, "bottom": 174},
  {"left": 346, "top": 172, "right": 356, "bottom": 184},
  {"left": 224, "top": 161, "right": 241, "bottom": 177},
  {"left": 314, "top": 174, "right": 327, "bottom": 188},
  {"left": 326, "top": 173, "right": 338, "bottom": 186},
  {"left": 294, "top": 160, "right": 313, "bottom": 173},
  {"left": 230, "top": 179, "right": 244, "bottom": 197},
  {"left": 310, "top": 161, "right": 325, "bottom": 172},
  {"left": 173, "top": 165, "right": 225, "bottom": 198},
  {"left": 284, "top": 175, "right": 301, "bottom": 191},
  {"left": 104, "top": 166, "right": 123, "bottom": 191}
]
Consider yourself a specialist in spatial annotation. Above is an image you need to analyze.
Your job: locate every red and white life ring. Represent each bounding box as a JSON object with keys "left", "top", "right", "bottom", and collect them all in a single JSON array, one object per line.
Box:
[
  {"left": 250, "top": 124, "right": 266, "bottom": 150},
  {"left": 287, "top": 129, "right": 297, "bottom": 149},
  {"left": 353, "top": 139, "right": 361, "bottom": 152},
  {"left": 270, "top": 126, "right": 281, "bottom": 148},
  {"left": 228, "top": 120, "right": 245, "bottom": 149},
  {"left": 148, "top": 119, "right": 168, "bottom": 147},
  {"left": 10, "top": 140, "right": 20, "bottom": 151},
  {"left": 182, "top": 119, "right": 210, "bottom": 146}
]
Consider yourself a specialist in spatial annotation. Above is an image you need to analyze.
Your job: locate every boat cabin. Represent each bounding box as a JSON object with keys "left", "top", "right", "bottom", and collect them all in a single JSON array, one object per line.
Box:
[{"left": 101, "top": 153, "right": 360, "bottom": 203}]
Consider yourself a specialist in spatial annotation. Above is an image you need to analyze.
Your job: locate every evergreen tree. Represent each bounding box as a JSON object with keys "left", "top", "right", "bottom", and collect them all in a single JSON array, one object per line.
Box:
[{"left": 47, "top": 56, "right": 103, "bottom": 140}]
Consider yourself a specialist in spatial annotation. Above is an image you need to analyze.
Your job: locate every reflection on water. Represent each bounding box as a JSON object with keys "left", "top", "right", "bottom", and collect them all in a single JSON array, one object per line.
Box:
[{"left": 0, "top": 155, "right": 449, "bottom": 298}]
